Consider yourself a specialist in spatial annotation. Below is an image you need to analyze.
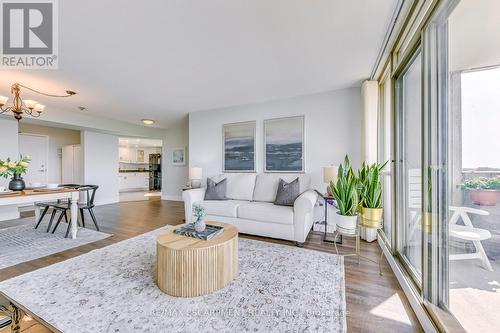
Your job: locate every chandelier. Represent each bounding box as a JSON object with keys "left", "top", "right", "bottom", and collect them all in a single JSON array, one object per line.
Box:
[{"left": 0, "top": 83, "right": 76, "bottom": 121}]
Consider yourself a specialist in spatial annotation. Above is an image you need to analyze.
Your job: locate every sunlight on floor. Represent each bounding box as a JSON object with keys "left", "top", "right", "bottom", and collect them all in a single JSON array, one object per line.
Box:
[
  {"left": 369, "top": 293, "right": 413, "bottom": 326},
  {"left": 450, "top": 260, "right": 500, "bottom": 333}
]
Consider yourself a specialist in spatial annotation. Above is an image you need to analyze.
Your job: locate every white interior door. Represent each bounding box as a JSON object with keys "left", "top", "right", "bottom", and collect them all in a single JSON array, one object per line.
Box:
[{"left": 19, "top": 134, "right": 48, "bottom": 185}]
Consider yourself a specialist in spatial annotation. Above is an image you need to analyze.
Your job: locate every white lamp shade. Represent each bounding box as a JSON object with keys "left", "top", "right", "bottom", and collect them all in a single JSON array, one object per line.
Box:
[
  {"left": 0, "top": 96, "right": 8, "bottom": 105},
  {"left": 323, "top": 165, "right": 338, "bottom": 184},
  {"left": 24, "top": 100, "right": 38, "bottom": 109},
  {"left": 34, "top": 104, "right": 45, "bottom": 113},
  {"left": 189, "top": 167, "right": 202, "bottom": 180}
]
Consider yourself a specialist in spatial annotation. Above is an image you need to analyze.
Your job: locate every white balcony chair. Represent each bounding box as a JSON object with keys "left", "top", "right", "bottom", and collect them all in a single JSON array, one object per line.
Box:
[
  {"left": 407, "top": 169, "right": 493, "bottom": 271},
  {"left": 449, "top": 206, "right": 493, "bottom": 271}
]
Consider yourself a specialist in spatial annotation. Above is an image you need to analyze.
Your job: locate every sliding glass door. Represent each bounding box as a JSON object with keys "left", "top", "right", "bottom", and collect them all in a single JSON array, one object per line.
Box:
[
  {"left": 383, "top": 0, "right": 500, "bottom": 330},
  {"left": 422, "top": 0, "right": 500, "bottom": 331},
  {"left": 395, "top": 50, "right": 423, "bottom": 285}
]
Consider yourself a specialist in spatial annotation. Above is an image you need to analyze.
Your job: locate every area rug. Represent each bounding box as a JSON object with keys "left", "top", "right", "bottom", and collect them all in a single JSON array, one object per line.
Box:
[
  {"left": 0, "top": 223, "right": 112, "bottom": 269},
  {"left": 0, "top": 227, "right": 346, "bottom": 333}
]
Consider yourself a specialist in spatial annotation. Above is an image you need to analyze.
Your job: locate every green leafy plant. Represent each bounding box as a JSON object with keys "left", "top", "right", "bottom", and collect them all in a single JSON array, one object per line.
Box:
[
  {"left": 358, "top": 160, "right": 388, "bottom": 209},
  {"left": 0, "top": 155, "right": 31, "bottom": 178},
  {"left": 329, "top": 155, "right": 359, "bottom": 216},
  {"left": 192, "top": 204, "right": 206, "bottom": 220},
  {"left": 462, "top": 177, "right": 500, "bottom": 191}
]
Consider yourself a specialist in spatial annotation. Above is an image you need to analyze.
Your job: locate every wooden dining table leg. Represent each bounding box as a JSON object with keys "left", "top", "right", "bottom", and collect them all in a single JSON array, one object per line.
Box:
[{"left": 70, "top": 192, "right": 79, "bottom": 239}]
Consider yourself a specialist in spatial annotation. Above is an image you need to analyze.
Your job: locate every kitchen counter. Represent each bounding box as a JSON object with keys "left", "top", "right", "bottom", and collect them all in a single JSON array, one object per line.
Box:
[{"left": 119, "top": 169, "right": 149, "bottom": 173}]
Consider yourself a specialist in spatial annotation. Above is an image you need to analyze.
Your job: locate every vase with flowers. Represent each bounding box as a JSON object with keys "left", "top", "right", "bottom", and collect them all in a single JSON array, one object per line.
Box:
[{"left": 0, "top": 155, "right": 31, "bottom": 191}]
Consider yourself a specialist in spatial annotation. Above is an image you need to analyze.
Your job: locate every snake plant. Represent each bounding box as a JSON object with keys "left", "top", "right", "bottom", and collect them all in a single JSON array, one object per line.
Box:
[
  {"left": 329, "top": 155, "right": 359, "bottom": 216},
  {"left": 358, "top": 160, "right": 388, "bottom": 209}
]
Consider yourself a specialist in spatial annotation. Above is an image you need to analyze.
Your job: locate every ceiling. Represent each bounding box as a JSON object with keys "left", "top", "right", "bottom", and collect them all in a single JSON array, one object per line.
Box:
[
  {"left": 0, "top": 0, "right": 397, "bottom": 128},
  {"left": 119, "top": 137, "right": 163, "bottom": 148},
  {"left": 449, "top": 0, "right": 500, "bottom": 71}
]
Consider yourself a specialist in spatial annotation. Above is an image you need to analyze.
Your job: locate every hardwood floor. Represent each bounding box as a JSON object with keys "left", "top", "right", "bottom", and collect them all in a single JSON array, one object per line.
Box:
[{"left": 0, "top": 199, "right": 422, "bottom": 332}]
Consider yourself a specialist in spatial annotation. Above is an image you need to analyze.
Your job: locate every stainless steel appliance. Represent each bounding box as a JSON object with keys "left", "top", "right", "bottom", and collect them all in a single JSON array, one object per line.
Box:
[{"left": 149, "top": 153, "right": 161, "bottom": 190}]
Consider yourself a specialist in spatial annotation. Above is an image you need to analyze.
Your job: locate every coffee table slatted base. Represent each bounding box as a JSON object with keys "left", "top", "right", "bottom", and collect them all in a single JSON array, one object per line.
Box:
[{"left": 156, "top": 223, "right": 238, "bottom": 297}]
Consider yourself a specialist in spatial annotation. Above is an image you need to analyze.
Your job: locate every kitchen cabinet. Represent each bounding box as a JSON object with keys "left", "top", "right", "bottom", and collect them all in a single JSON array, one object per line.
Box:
[
  {"left": 119, "top": 172, "right": 149, "bottom": 191},
  {"left": 119, "top": 147, "right": 161, "bottom": 163}
]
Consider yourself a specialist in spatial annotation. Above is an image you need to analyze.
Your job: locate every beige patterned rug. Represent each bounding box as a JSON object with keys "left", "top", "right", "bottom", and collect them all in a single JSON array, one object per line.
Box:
[{"left": 0, "top": 227, "right": 346, "bottom": 332}]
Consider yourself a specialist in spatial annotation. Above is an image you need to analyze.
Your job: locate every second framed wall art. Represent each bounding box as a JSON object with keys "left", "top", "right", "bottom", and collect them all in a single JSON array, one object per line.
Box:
[{"left": 264, "top": 116, "right": 305, "bottom": 173}]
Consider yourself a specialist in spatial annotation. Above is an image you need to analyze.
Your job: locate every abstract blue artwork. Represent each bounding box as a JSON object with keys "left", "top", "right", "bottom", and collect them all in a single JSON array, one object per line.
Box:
[
  {"left": 223, "top": 121, "right": 256, "bottom": 172},
  {"left": 264, "top": 116, "right": 304, "bottom": 172}
]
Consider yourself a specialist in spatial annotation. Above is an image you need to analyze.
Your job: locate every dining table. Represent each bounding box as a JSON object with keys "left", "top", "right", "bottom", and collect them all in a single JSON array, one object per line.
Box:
[{"left": 0, "top": 188, "right": 81, "bottom": 239}]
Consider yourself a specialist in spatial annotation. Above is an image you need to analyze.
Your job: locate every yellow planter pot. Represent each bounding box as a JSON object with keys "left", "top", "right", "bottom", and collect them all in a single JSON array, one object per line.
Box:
[
  {"left": 361, "top": 207, "right": 383, "bottom": 229},
  {"left": 425, "top": 212, "right": 435, "bottom": 234}
]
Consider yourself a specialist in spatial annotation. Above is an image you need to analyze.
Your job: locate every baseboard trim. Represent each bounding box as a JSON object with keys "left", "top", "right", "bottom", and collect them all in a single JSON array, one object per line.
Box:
[
  {"left": 378, "top": 238, "right": 438, "bottom": 333},
  {"left": 95, "top": 198, "right": 120, "bottom": 206},
  {"left": 161, "top": 195, "right": 183, "bottom": 202}
]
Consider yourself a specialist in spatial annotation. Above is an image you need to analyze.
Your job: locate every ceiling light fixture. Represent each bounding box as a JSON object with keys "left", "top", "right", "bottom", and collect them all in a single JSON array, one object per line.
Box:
[
  {"left": 142, "top": 119, "right": 155, "bottom": 125},
  {"left": 0, "top": 83, "right": 76, "bottom": 121}
]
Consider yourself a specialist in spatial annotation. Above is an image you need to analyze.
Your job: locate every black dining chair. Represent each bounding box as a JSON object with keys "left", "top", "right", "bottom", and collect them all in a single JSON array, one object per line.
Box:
[
  {"left": 34, "top": 184, "right": 81, "bottom": 232},
  {"left": 50, "top": 185, "right": 100, "bottom": 237}
]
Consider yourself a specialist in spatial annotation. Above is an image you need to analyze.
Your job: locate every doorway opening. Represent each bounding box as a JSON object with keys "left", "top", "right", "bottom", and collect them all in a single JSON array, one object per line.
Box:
[{"left": 118, "top": 137, "right": 163, "bottom": 202}]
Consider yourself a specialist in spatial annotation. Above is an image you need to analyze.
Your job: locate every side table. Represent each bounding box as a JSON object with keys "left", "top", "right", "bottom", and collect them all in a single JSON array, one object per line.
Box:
[
  {"left": 321, "top": 194, "right": 342, "bottom": 244},
  {"left": 332, "top": 220, "right": 383, "bottom": 275}
]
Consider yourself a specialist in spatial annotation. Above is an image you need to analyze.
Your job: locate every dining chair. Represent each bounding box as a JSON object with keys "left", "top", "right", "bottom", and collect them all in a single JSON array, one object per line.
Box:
[
  {"left": 51, "top": 185, "right": 100, "bottom": 237},
  {"left": 33, "top": 184, "right": 81, "bottom": 231}
]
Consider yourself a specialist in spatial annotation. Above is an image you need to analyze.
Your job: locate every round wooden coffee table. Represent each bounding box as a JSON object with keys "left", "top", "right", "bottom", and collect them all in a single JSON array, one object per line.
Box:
[{"left": 156, "top": 221, "right": 238, "bottom": 297}]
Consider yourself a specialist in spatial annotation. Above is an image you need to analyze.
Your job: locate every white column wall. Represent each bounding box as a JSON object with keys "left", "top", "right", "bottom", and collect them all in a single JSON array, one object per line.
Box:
[
  {"left": 361, "top": 80, "right": 379, "bottom": 241},
  {"left": 81, "top": 131, "right": 119, "bottom": 205}
]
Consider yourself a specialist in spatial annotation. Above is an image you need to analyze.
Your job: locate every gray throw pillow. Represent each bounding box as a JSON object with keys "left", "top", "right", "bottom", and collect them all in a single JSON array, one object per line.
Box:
[
  {"left": 274, "top": 178, "right": 300, "bottom": 206},
  {"left": 204, "top": 178, "right": 228, "bottom": 200}
]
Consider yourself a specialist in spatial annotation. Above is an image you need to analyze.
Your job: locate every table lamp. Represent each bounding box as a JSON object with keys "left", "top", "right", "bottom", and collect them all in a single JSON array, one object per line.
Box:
[
  {"left": 189, "top": 167, "right": 203, "bottom": 188},
  {"left": 322, "top": 165, "right": 338, "bottom": 196}
]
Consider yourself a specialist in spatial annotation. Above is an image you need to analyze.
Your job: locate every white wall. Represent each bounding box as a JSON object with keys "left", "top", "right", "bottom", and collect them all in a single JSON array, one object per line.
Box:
[
  {"left": 18, "top": 123, "right": 80, "bottom": 183},
  {"left": 189, "top": 88, "right": 362, "bottom": 191},
  {"left": 161, "top": 117, "right": 189, "bottom": 201},
  {"left": 82, "top": 131, "right": 119, "bottom": 205},
  {"left": 0, "top": 118, "right": 20, "bottom": 220}
]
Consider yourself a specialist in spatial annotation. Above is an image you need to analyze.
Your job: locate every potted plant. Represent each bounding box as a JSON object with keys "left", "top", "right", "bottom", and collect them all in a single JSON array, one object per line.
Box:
[
  {"left": 462, "top": 177, "right": 500, "bottom": 206},
  {"left": 358, "top": 161, "right": 388, "bottom": 229},
  {"left": 0, "top": 155, "right": 31, "bottom": 191},
  {"left": 329, "top": 155, "right": 359, "bottom": 234}
]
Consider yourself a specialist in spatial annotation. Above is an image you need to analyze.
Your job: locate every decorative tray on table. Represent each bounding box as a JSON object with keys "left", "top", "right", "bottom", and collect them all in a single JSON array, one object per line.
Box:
[{"left": 174, "top": 223, "right": 224, "bottom": 240}]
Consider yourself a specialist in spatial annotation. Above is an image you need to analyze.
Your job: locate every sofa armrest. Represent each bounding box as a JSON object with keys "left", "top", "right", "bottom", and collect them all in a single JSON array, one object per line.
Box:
[
  {"left": 182, "top": 188, "right": 206, "bottom": 223},
  {"left": 293, "top": 190, "right": 318, "bottom": 243}
]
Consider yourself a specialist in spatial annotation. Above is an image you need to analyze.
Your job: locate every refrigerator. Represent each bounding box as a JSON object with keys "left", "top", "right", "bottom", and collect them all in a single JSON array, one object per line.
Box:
[{"left": 149, "top": 153, "right": 162, "bottom": 190}]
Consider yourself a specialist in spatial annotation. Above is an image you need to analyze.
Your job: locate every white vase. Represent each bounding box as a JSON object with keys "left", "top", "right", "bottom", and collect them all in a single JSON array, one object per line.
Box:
[
  {"left": 335, "top": 212, "right": 358, "bottom": 235},
  {"left": 194, "top": 218, "right": 206, "bottom": 232}
]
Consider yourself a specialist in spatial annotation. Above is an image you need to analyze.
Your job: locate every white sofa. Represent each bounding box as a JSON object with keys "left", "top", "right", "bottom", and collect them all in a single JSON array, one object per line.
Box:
[{"left": 182, "top": 173, "right": 318, "bottom": 243}]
